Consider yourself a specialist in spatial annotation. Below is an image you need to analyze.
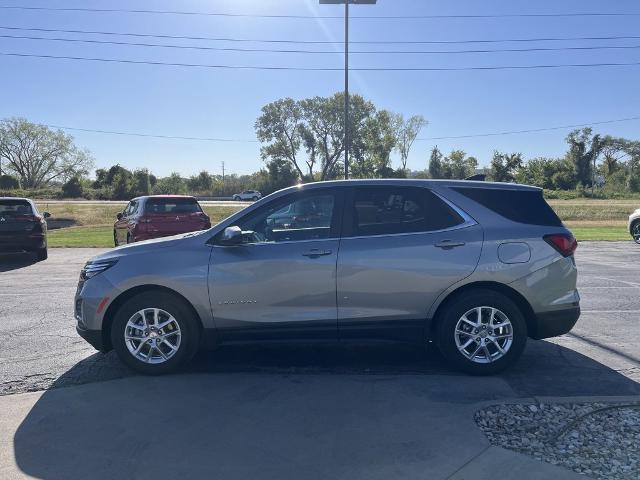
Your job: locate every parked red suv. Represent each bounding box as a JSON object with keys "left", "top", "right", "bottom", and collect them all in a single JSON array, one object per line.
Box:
[{"left": 113, "top": 196, "right": 211, "bottom": 246}]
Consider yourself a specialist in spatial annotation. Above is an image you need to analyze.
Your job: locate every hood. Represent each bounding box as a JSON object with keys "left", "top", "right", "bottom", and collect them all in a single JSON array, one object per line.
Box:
[{"left": 89, "top": 230, "right": 209, "bottom": 263}]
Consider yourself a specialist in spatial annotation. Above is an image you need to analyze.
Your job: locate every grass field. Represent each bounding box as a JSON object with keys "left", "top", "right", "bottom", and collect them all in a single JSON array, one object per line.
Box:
[{"left": 38, "top": 199, "right": 636, "bottom": 247}]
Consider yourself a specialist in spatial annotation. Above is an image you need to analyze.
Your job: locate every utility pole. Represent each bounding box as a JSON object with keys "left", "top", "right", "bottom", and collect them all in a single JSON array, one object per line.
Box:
[
  {"left": 221, "top": 161, "right": 225, "bottom": 189},
  {"left": 320, "top": 0, "right": 377, "bottom": 180}
]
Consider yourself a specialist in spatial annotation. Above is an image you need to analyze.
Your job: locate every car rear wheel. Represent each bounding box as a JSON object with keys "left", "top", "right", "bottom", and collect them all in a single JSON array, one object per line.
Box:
[
  {"left": 252, "top": 196, "right": 259, "bottom": 201},
  {"left": 113, "top": 231, "right": 118, "bottom": 247},
  {"left": 35, "top": 247, "right": 47, "bottom": 261},
  {"left": 435, "top": 289, "right": 527, "bottom": 375},
  {"left": 631, "top": 220, "right": 640, "bottom": 244},
  {"left": 110, "top": 291, "right": 200, "bottom": 375}
]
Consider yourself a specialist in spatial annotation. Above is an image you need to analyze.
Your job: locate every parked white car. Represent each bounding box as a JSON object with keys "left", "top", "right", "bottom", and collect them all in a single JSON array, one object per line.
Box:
[
  {"left": 629, "top": 208, "right": 640, "bottom": 244},
  {"left": 232, "top": 190, "right": 262, "bottom": 201}
]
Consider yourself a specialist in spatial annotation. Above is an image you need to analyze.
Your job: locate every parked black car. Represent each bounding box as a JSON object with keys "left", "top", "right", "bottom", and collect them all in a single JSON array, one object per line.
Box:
[{"left": 0, "top": 198, "right": 50, "bottom": 261}]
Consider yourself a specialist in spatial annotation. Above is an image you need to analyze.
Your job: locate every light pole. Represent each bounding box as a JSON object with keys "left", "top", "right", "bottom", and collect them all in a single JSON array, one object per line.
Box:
[{"left": 320, "top": 0, "right": 377, "bottom": 180}]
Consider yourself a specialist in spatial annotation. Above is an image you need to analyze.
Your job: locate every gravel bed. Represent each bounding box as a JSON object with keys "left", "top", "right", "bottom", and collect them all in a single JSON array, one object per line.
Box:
[{"left": 475, "top": 402, "right": 640, "bottom": 479}]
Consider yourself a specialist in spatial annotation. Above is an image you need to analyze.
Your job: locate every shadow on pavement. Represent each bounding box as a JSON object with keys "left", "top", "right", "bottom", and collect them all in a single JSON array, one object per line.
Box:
[
  {"left": 11, "top": 340, "right": 639, "bottom": 480},
  {"left": 0, "top": 253, "right": 36, "bottom": 272}
]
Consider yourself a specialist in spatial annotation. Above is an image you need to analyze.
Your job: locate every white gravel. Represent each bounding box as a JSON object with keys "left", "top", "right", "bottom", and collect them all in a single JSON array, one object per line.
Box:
[{"left": 475, "top": 402, "right": 640, "bottom": 479}]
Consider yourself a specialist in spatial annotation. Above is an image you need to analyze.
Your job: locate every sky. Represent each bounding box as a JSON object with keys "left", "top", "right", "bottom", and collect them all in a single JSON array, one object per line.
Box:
[{"left": 1, "top": 0, "right": 639, "bottom": 178}]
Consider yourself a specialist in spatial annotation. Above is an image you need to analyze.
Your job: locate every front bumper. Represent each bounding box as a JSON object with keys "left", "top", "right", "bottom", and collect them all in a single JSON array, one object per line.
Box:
[
  {"left": 76, "top": 325, "right": 106, "bottom": 352},
  {"left": 529, "top": 306, "right": 580, "bottom": 340}
]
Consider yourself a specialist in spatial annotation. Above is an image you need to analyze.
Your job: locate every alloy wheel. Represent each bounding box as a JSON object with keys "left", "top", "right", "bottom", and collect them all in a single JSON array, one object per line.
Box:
[
  {"left": 124, "top": 308, "right": 181, "bottom": 364},
  {"left": 633, "top": 222, "right": 640, "bottom": 244},
  {"left": 454, "top": 306, "right": 514, "bottom": 364}
]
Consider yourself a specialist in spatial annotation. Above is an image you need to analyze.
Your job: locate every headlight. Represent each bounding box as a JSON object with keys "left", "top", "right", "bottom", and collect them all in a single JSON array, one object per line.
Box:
[{"left": 81, "top": 259, "right": 118, "bottom": 280}]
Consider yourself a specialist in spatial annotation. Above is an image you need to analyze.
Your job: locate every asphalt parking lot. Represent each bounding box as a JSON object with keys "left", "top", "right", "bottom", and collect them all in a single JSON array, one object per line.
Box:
[{"left": 1, "top": 242, "right": 639, "bottom": 398}]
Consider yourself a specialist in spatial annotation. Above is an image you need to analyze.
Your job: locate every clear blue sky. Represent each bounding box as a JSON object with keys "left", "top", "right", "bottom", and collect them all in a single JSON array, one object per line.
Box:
[{"left": 1, "top": 0, "right": 639, "bottom": 177}]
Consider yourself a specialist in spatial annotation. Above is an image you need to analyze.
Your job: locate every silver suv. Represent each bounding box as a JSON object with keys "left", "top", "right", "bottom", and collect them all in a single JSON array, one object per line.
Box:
[{"left": 75, "top": 180, "right": 580, "bottom": 375}]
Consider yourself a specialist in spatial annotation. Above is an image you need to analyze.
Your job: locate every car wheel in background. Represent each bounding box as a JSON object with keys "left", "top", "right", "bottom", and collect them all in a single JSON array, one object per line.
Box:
[
  {"left": 110, "top": 291, "right": 200, "bottom": 375},
  {"left": 631, "top": 221, "right": 640, "bottom": 244},
  {"left": 435, "top": 289, "right": 527, "bottom": 375},
  {"left": 35, "top": 247, "right": 47, "bottom": 262},
  {"left": 113, "top": 231, "right": 118, "bottom": 247},
  {"left": 252, "top": 196, "right": 259, "bottom": 201},
  {"left": 126, "top": 233, "right": 132, "bottom": 244},
  {"left": 233, "top": 195, "right": 240, "bottom": 201}
]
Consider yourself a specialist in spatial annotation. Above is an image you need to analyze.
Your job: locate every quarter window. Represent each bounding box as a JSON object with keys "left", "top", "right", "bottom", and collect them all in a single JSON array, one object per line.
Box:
[
  {"left": 350, "top": 187, "right": 464, "bottom": 236},
  {"left": 234, "top": 193, "right": 336, "bottom": 244}
]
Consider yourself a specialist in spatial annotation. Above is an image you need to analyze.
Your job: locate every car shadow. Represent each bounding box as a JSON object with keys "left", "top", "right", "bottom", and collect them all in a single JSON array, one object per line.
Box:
[
  {"left": 0, "top": 253, "right": 36, "bottom": 271},
  {"left": 10, "top": 339, "right": 640, "bottom": 480}
]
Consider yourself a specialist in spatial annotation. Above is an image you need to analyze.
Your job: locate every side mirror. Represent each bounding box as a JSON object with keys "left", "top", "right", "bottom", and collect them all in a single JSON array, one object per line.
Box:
[
  {"left": 219, "top": 226, "right": 244, "bottom": 245},
  {"left": 116, "top": 212, "right": 123, "bottom": 220},
  {"left": 43, "top": 212, "right": 51, "bottom": 219}
]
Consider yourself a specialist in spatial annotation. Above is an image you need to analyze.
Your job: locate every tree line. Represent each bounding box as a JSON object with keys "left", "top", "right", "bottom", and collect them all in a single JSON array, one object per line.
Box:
[{"left": 2, "top": 102, "right": 640, "bottom": 200}]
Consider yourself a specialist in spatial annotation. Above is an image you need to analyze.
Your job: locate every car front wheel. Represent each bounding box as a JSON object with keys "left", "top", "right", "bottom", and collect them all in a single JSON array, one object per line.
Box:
[
  {"left": 435, "top": 289, "right": 527, "bottom": 375},
  {"left": 631, "top": 220, "right": 640, "bottom": 244},
  {"left": 110, "top": 291, "right": 200, "bottom": 375}
]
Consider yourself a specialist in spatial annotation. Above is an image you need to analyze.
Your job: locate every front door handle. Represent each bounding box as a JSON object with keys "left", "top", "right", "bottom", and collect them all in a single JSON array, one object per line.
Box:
[
  {"left": 302, "top": 249, "right": 333, "bottom": 258},
  {"left": 435, "top": 240, "right": 466, "bottom": 249}
]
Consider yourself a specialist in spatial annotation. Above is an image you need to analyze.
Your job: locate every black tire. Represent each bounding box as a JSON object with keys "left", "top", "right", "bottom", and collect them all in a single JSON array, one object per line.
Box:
[
  {"left": 110, "top": 291, "right": 201, "bottom": 375},
  {"left": 252, "top": 196, "right": 259, "bottom": 201},
  {"left": 126, "top": 233, "right": 131, "bottom": 244},
  {"left": 435, "top": 289, "right": 527, "bottom": 375},
  {"left": 113, "top": 231, "right": 118, "bottom": 247},
  {"left": 631, "top": 220, "right": 640, "bottom": 244},
  {"left": 232, "top": 196, "right": 239, "bottom": 201},
  {"left": 34, "top": 247, "right": 47, "bottom": 261}
]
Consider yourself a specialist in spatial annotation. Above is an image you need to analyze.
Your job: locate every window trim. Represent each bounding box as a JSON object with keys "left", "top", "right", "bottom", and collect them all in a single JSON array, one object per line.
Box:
[
  {"left": 211, "top": 188, "right": 346, "bottom": 246},
  {"left": 341, "top": 186, "right": 476, "bottom": 239}
]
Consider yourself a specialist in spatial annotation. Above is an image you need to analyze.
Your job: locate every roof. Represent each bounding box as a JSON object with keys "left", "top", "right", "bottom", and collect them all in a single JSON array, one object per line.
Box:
[
  {"left": 278, "top": 179, "right": 541, "bottom": 193},
  {"left": 130, "top": 195, "right": 197, "bottom": 201}
]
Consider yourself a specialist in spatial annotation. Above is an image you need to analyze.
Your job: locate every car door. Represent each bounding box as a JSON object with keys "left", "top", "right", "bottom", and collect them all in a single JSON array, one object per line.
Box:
[
  {"left": 337, "top": 185, "right": 483, "bottom": 340},
  {"left": 208, "top": 188, "right": 344, "bottom": 340}
]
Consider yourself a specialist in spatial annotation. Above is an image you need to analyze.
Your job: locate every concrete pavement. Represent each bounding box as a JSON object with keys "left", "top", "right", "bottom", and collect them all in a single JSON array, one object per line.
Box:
[{"left": 0, "top": 374, "right": 586, "bottom": 480}]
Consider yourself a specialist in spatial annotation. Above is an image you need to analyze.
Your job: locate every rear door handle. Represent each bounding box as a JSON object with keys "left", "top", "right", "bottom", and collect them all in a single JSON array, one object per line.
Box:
[
  {"left": 302, "top": 249, "right": 333, "bottom": 258},
  {"left": 435, "top": 240, "right": 466, "bottom": 249}
]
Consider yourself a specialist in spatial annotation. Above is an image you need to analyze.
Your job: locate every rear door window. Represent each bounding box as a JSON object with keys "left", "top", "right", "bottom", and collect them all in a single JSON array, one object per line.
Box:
[
  {"left": 348, "top": 187, "right": 464, "bottom": 237},
  {"left": 145, "top": 198, "right": 202, "bottom": 214},
  {"left": 452, "top": 187, "right": 562, "bottom": 226}
]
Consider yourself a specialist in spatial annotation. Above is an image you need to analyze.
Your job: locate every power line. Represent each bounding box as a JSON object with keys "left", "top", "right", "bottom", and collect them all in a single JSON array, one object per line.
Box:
[
  {"left": 5, "top": 33, "right": 640, "bottom": 55},
  {"left": 39, "top": 116, "right": 640, "bottom": 144},
  {"left": 3, "top": 51, "right": 640, "bottom": 71},
  {"left": 0, "top": 5, "right": 638, "bottom": 19},
  {"left": 2, "top": 26, "right": 640, "bottom": 46},
  {"left": 45, "top": 124, "right": 258, "bottom": 143},
  {"left": 417, "top": 116, "right": 640, "bottom": 140}
]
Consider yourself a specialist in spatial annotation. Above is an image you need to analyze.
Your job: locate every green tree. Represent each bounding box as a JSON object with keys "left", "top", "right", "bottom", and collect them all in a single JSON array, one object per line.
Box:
[
  {"left": 489, "top": 151, "right": 523, "bottom": 183},
  {"left": 443, "top": 150, "right": 477, "bottom": 179},
  {"left": 565, "top": 128, "right": 602, "bottom": 187},
  {"left": 152, "top": 173, "right": 187, "bottom": 195},
  {"left": 428, "top": 146, "right": 444, "bottom": 179},
  {"left": 61, "top": 176, "right": 84, "bottom": 198},
  {"left": 132, "top": 169, "right": 152, "bottom": 196},
  {"left": 0, "top": 117, "right": 94, "bottom": 188},
  {"left": 187, "top": 170, "right": 213, "bottom": 193},
  {"left": 0, "top": 174, "right": 19, "bottom": 189},
  {"left": 255, "top": 98, "right": 305, "bottom": 180},
  {"left": 111, "top": 169, "right": 134, "bottom": 199},
  {"left": 394, "top": 114, "right": 427, "bottom": 171}
]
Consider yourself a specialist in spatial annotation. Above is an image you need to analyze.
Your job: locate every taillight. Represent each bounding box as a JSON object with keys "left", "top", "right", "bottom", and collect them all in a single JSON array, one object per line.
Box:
[{"left": 544, "top": 233, "right": 577, "bottom": 257}]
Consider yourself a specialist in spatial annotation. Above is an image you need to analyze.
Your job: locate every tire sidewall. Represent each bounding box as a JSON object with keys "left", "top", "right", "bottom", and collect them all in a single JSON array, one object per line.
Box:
[
  {"left": 436, "top": 289, "right": 527, "bottom": 375},
  {"left": 111, "top": 292, "right": 200, "bottom": 375},
  {"left": 632, "top": 220, "right": 640, "bottom": 244}
]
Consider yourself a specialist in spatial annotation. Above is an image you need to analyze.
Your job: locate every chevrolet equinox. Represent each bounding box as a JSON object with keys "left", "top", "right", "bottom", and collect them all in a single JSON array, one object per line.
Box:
[{"left": 75, "top": 180, "right": 580, "bottom": 375}]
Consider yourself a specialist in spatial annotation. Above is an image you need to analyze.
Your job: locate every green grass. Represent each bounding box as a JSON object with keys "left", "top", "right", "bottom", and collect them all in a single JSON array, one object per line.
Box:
[
  {"left": 48, "top": 225, "right": 114, "bottom": 248},
  {"left": 565, "top": 224, "right": 631, "bottom": 242}
]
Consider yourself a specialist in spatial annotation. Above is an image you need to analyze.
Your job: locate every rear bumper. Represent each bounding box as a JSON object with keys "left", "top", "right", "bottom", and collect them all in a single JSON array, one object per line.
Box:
[
  {"left": 76, "top": 325, "right": 106, "bottom": 352},
  {"left": 529, "top": 306, "right": 580, "bottom": 340},
  {"left": 0, "top": 234, "right": 46, "bottom": 252}
]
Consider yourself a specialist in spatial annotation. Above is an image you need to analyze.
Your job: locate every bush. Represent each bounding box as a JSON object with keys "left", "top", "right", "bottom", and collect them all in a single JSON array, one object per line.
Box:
[
  {"left": 61, "top": 176, "right": 84, "bottom": 198},
  {"left": 0, "top": 174, "right": 19, "bottom": 189}
]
